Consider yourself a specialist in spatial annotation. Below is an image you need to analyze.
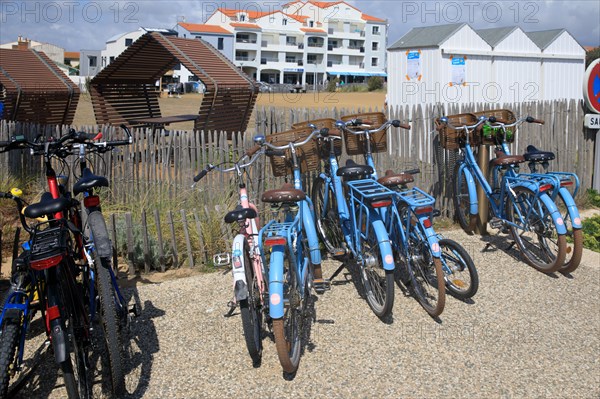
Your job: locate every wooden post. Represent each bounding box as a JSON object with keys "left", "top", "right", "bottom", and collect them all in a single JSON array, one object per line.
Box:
[
  {"left": 180, "top": 210, "right": 194, "bottom": 268},
  {"left": 110, "top": 213, "right": 119, "bottom": 275},
  {"left": 167, "top": 210, "right": 179, "bottom": 268},
  {"left": 141, "top": 210, "right": 151, "bottom": 274},
  {"left": 193, "top": 208, "right": 207, "bottom": 263},
  {"left": 475, "top": 145, "right": 489, "bottom": 235},
  {"left": 124, "top": 212, "right": 136, "bottom": 276},
  {"left": 154, "top": 209, "right": 166, "bottom": 272}
]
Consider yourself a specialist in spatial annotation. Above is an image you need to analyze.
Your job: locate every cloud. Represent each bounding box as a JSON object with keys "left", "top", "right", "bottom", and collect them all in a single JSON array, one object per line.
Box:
[{"left": 0, "top": 0, "right": 598, "bottom": 50}]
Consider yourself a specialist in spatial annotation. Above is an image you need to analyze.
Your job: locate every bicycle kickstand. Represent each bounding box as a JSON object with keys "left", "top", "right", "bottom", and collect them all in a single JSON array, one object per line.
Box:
[{"left": 224, "top": 300, "right": 237, "bottom": 318}]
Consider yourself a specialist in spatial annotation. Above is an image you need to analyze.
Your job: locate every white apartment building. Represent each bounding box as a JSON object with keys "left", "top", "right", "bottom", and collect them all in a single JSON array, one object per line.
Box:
[{"left": 203, "top": 1, "right": 388, "bottom": 84}]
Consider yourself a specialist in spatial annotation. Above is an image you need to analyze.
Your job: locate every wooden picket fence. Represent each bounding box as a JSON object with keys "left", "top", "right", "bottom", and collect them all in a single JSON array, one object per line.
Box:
[{"left": 0, "top": 98, "right": 595, "bottom": 275}]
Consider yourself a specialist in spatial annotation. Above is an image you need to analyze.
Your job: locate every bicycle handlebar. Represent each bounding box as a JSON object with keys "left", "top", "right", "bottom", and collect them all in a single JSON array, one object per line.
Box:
[
  {"left": 0, "top": 191, "right": 33, "bottom": 234},
  {"left": 193, "top": 146, "right": 267, "bottom": 184},
  {"left": 336, "top": 119, "right": 409, "bottom": 135},
  {"left": 262, "top": 129, "right": 321, "bottom": 151}
]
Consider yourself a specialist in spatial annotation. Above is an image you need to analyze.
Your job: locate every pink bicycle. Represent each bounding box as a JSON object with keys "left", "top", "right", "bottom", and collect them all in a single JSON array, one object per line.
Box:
[{"left": 193, "top": 140, "right": 270, "bottom": 367}]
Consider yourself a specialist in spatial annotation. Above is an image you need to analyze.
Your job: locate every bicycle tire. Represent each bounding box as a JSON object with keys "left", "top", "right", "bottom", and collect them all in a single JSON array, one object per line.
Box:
[
  {"left": 358, "top": 218, "right": 394, "bottom": 319},
  {"left": 439, "top": 239, "right": 479, "bottom": 299},
  {"left": 58, "top": 263, "right": 92, "bottom": 399},
  {"left": 505, "top": 187, "right": 566, "bottom": 273},
  {"left": 0, "top": 321, "right": 20, "bottom": 398},
  {"left": 453, "top": 162, "right": 477, "bottom": 235},
  {"left": 89, "top": 210, "right": 126, "bottom": 394},
  {"left": 554, "top": 192, "right": 582, "bottom": 274},
  {"left": 312, "top": 176, "right": 344, "bottom": 254},
  {"left": 271, "top": 248, "right": 302, "bottom": 375},
  {"left": 239, "top": 240, "right": 262, "bottom": 367},
  {"left": 96, "top": 258, "right": 126, "bottom": 395}
]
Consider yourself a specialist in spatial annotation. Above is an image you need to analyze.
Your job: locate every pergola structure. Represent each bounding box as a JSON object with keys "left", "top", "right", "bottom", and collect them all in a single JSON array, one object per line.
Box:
[
  {"left": 90, "top": 32, "right": 258, "bottom": 133},
  {"left": 0, "top": 48, "right": 80, "bottom": 125}
]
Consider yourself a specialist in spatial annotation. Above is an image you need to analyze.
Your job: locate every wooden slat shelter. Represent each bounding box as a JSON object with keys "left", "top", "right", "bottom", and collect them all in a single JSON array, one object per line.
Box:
[
  {"left": 0, "top": 48, "right": 80, "bottom": 125},
  {"left": 90, "top": 32, "right": 258, "bottom": 133}
]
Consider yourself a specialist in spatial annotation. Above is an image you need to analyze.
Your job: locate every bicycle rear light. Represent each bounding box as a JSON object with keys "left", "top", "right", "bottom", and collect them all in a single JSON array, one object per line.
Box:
[
  {"left": 30, "top": 254, "right": 64, "bottom": 271},
  {"left": 415, "top": 206, "right": 433, "bottom": 215},
  {"left": 371, "top": 199, "right": 392, "bottom": 208},
  {"left": 84, "top": 195, "right": 100, "bottom": 208},
  {"left": 560, "top": 181, "right": 573, "bottom": 187},
  {"left": 422, "top": 218, "right": 432, "bottom": 228},
  {"left": 264, "top": 236, "right": 286, "bottom": 246},
  {"left": 539, "top": 184, "right": 552, "bottom": 192}
]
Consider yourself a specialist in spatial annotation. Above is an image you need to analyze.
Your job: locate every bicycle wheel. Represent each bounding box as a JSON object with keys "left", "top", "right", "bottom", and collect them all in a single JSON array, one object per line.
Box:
[
  {"left": 403, "top": 209, "right": 445, "bottom": 317},
  {"left": 0, "top": 321, "right": 20, "bottom": 397},
  {"left": 58, "top": 263, "right": 92, "bottom": 399},
  {"left": 271, "top": 248, "right": 303, "bottom": 375},
  {"left": 312, "top": 176, "right": 344, "bottom": 254},
  {"left": 239, "top": 240, "right": 263, "bottom": 367},
  {"left": 453, "top": 162, "right": 477, "bottom": 235},
  {"left": 506, "top": 187, "right": 566, "bottom": 273},
  {"left": 358, "top": 217, "right": 394, "bottom": 319},
  {"left": 88, "top": 210, "right": 126, "bottom": 394},
  {"left": 554, "top": 192, "right": 582, "bottom": 274},
  {"left": 96, "top": 258, "right": 126, "bottom": 395},
  {"left": 439, "top": 239, "right": 479, "bottom": 299}
]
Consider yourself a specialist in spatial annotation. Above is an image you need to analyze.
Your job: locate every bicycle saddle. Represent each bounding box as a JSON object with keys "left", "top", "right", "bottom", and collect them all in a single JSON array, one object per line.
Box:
[
  {"left": 261, "top": 183, "right": 306, "bottom": 203},
  {"left": 377, "top": 169, "right": 414, "bottom": 187},
  {"left": 224, "top": 206, "right": 257, "bottom": 224},
  {"left": 492, "top": 150, "right": 525, "bottom": 167},
  {"left": 523, "top": 145, "right": 555, "bottom": 162},
  {"left": 336, "top": 159, "right": 373, "bottom": 178},
  {"left": 73, "top": 168, "right": 109, "bottom": 195},
  {"left": 24, "top": 192, "right": 71, "bottom": 219}
]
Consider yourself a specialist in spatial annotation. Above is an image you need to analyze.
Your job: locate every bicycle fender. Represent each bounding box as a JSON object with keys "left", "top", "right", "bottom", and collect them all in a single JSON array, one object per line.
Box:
[
  {"left": 370, "top": 218, "right": 395, "bottom": 271},
  {"left": 539, "top": 192, "right": 568, "bottom": 235},
  {"left": 50, "top": 318, "right": 68, "bottom": 364},
  {"left": 301, "top": 200, "right": 322, "bottom": 266},
  {"left": 461, "top": 164, "right": 478, "bottom": 216},
  {"left": 421, "top": 222, "right": 442, "bottom": 258},
  {"left": 87, "top": 211, "right": 112, "bottom": 258},
  {"left": 268, "top": 246, "right": 285, "bottom": 319},
  {"left": 558, "top": 187, "right": 582, "bottom": 229},
  {"left": 231, "top": 234, "right": 249, "bottom": 301}
]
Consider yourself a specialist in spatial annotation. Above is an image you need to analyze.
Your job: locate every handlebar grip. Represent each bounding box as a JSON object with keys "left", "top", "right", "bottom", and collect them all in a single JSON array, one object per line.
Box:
[
  {"left": 107, "top": 140, "right": 131, "bottom": 146},
  {"left": 526, "top": 116, "right": 545, "bottom": 125},
  {"left": 245, "top": 144, "right": 261, "bottom": 157},
  {"left": 352, "top": 119, "right": 364, "bottom": 126},
  {"left": 193, "top": 169, "right": 209, "bottom": 182},
  {"left": 266, "top": 149, "right": 286, "bottom": 157},
  {"left": 0, "top": 192, "right": 10, "bottom": 199},
  {"left": 319, "top": 128, "right": 329, "bottom": 137},
  {"left": 391, "top": 120, "right": 411, "bottom": 130},
  {"left": 0, "top": 141, "right": 10, "bottom": 147}
]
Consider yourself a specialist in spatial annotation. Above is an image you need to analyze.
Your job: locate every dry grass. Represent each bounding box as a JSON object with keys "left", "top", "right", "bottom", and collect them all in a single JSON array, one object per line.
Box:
[{"left": 72, "top": 91, "right": 386, "bottom": 131}]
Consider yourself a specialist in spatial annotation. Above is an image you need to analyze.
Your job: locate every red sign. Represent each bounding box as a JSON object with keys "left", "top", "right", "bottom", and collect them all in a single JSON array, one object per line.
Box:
[{"left": 584, "top": 59, "right": 600, "bottom": 114}]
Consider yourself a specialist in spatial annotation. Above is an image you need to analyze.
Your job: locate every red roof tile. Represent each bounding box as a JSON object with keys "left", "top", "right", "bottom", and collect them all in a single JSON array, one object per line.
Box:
[
  {"left": 178, "top": 22, "right": 232, "bottom": 34},
  {"left": 230, "top": 23, "right": 262, "bottom": 30},
  {"left": 361, "top": 13, "right": 386, "bottom": 22},
  {"left": 300, "top": 28, "right": 327, "bottom": 34}
]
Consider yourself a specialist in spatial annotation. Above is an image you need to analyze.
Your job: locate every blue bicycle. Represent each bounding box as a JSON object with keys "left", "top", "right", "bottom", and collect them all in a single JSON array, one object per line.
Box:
[
  {"left": 443, "top": 115, "right": 568, "bottom": 273},
  {"left": 254, "top": 129, "right": 324, "bottom": 375},
  {"left": 311, "top": 121, "right": 397, "bottom": 318},
  {"left": 482, "top": 114, "right": 582, "bottom": 274}
]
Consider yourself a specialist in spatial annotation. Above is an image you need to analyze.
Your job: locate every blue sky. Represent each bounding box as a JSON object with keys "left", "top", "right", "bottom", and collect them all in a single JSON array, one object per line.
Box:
[{"left": 1, "top": 1, "right": 599, "bottom": 51}]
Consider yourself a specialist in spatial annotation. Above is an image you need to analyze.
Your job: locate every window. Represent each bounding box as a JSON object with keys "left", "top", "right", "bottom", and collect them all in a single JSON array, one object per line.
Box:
[
  {"left": 240, "top": 14, "right": 246, "bottom": 21},
  {"left": 286, "top": 36, "right": 296, "bottom": 45},
  {"left": 371, "top": 57, "right": 378, "bottom": 67},
  {"left": 309, "top": 20, "right": 314, "bottom": 27},
  {"left": 372, "top": 26, "right": 380, "bottom": 35},
  {"left": 88, "top": 56, "right": 97, "bottom": 67},
  {"left": 283, "top": 19, "right": 288, "bottom": 26},
  {"left": 109, "top": 56, "right": 115, "bottom": 64},
  {"left": 307, "top": 54, "right": 317, "bottom": 63},
  {"left": 195, "top": 35, "right": 202, "bottom": 39},
  {"left": 372, "top": 42, "right": 378, "bottom": 51},
  {"left": 125, "top": 38, "right": 133, "bottom": 46},
  {"left": 218, "top": 38, "right": 224, "bottom": 50}
]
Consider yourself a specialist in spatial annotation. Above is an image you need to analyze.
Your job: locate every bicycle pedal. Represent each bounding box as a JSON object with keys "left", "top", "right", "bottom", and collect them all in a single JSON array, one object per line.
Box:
[
  {"left": 488, "top": 217, "right": 504, "bottom": 230},
  {"left": 313, "top": 278, "right": 331, "bottom": 294},
  {"left": 213, "top": 252, "right": 231, "bottom": 267},
  {"left": 331, "top": 247, "right": 346, "bottom": 257},
  {"left": 128, "top": 303, "right": 140, "bottom": 318}
]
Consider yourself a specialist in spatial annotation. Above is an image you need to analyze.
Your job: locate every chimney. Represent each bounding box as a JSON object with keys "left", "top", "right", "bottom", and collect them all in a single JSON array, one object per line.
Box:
[{"left": 16, "top": 36, "right": 30, "bottom": 50}]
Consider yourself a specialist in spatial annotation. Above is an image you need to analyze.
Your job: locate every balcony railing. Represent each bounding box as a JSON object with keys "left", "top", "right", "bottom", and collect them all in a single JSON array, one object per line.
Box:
[
  {"left": 235, "top": 56, "right": 254, "bottom": 61},
  {"left": 360, "top": 31, "right": 366, "bottom": 37},
  {"left": 328, "top": 28, "right": 334, "bottom": 34},
  {"left": 307, "top": 42, "right": 324, "bottom": 48},
  {"left": 286, "top": 41, "right": 297, "bottom": 46},
  {"left": 298, "top": 43, "right": 304, "bottom": 49},
  {"left": 297, "top": 60, "right": 304, "bottom": 66},
  {"left": 236, "top": 38, "right": 257, "bottom": 43}
]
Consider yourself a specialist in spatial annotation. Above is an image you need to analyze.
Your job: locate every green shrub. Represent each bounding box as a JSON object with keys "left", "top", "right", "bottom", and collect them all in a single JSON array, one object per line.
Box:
[
  {"left": 586, "top": 189, "right": 600, "bottom": 208},
  {"left": 367, "top": 76, "right": 384, "bottom": 91},
  {"left": 326, "top": 78, "right": 339, "bottom": 92},
  {"left": 582, "top": 215, "right": 600, "bottom": 252}
]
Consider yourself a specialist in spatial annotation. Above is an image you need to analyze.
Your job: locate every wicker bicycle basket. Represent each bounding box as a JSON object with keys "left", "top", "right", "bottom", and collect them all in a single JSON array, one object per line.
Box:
[
  {"left": 266, "top": 128, "right": 320, "bottom": 177},
  {"left": 291, "top": 118, "right": 342, "bottom": 158},
  {"left": 341, "top": 112, "right": 388, "bottom": 155},
  {"left": 472, "top": 109, "right": 516, "bottom": 145},
  {"left": 435, "top": 113, "right": 480, "bottom": 150}
]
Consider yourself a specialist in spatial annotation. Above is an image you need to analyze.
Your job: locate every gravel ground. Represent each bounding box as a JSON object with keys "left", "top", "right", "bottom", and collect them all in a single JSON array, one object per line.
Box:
[{"left": 10, "top": 229, "right": 600, "bottom": 399}]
